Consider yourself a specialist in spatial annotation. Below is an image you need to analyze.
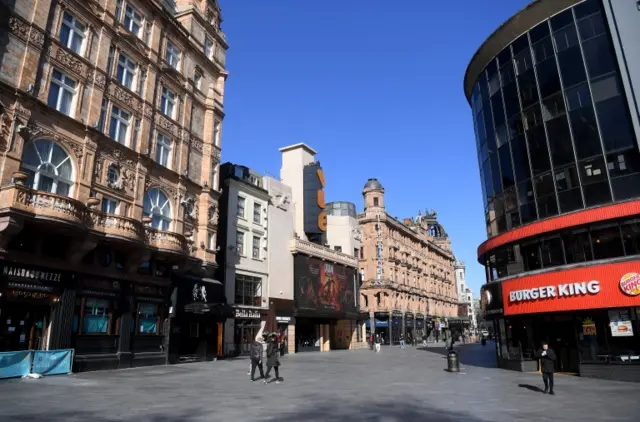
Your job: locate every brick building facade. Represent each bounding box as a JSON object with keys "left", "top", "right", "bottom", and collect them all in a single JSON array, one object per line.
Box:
[
  {"left": 0, "top": 0, "right": 229, "bottom": 371},
  {"left": 358, "top": 178, "right": 458, "bottom": 344}
]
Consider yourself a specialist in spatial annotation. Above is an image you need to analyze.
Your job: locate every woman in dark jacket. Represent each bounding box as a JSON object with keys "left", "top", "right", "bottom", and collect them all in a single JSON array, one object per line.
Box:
[{"left": 264, "top": 333, "right": 281, "bottom": 384}]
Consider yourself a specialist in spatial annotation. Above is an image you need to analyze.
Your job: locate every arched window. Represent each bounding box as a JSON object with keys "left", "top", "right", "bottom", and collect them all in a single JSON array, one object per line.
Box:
[
  {"left": 143, "top": 188, "right": 172, "bottom": 230},
  {"left": 21, "top": 139, "right": 74, "bottom": 196}
]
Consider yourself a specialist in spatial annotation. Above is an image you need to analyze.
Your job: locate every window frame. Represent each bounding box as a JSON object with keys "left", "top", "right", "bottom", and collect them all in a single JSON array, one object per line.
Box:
[
  {"left": 161, "top": 87, "right": 177, "bottom": 119},
  {"left": 236, "top": 230, "right": 245, "bottom": 256},
  {"left": 143, "top": 188, "right": 172, "bottom": 231},
  {"left": 252, "top": 235, "right": 261, "bottom": 259},
  {"left": 109, "top": 105, "right": 131, "bottom": 146},
  {"left": 234, "top": 274, "right": 263, "bottom": 307},
  {"left": 237, "top": 196, "right": 246, "bottom": 218},
  {"left": 20, "top": 139, "right": 74, "bottom": 197},
  {"left": 155, "top": 132, "right": 172, "bottom": 168},
  {"left": 134, "top": 302, "right": 162, "bottom": 336},
  {"left": 76, "top": 297, "right": 114, "bottom": 335},
  {"left": 59, "top": 11, "right": 87, "bottom": 55},
  {"left": 123, "top": 4, "right": 144, "bottom": 39},
  {"left": 116, "top": 53, "right": 137, "bottom": 90},
  {"left": 165, "top": 41, "right": 181, "bottom": 70},
  {"left": 253, "top": 201, "right": 261, "bottom": 224},
  {"left": 101, "top": 197, "right": 119, "bottom": 214},
  {"left": 47, "top": 69, "right": 78, "bottom": 117}
]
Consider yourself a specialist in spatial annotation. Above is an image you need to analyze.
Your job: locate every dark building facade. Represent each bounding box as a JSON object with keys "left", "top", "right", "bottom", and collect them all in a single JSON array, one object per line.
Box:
[{"left": 466, "top": 0, "right": 640, "bottom": 382}]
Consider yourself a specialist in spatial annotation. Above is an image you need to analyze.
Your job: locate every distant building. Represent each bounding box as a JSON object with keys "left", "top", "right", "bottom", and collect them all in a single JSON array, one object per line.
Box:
[
  {"left": 217, "top": 163, "right": 270, "bottom": 356},
  {"left": 358, "top": 178, "right": 459, "bottom": 345}
]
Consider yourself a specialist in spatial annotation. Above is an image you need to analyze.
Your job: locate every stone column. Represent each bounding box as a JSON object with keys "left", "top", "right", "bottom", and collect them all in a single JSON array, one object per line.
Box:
[
  {"left": 401, "top": 312, "right": 406, "bottom": 340},
  {"left": 413, "top": 313, "right": 417, "bottom": 344}
]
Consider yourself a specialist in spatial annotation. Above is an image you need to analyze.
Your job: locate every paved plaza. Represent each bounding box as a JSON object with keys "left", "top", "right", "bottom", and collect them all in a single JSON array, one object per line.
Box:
[{"left": 1, "top": 342, "right": 638, "bottom": 421}]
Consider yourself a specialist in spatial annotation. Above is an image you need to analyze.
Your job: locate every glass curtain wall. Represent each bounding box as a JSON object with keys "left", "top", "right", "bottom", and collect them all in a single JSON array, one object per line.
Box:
[{"left": 471, "top": 0, "right": 640, "bottom": 239}]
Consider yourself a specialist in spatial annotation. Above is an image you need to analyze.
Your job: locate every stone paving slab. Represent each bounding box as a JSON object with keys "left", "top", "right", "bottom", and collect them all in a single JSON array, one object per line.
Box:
[{"left": 0, "top": 342, "right": 638, "bottom": 421}]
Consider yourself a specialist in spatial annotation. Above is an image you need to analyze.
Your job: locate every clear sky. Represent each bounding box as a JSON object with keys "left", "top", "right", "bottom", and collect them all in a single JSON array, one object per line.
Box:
[{"left": 217, "top": 0, "right": 530, "bottom": 294}]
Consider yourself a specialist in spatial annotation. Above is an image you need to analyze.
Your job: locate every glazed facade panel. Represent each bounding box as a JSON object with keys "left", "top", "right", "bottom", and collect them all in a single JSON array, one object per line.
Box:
[{"left": 471, "top": 0, "right": 640, "bottom": 239}]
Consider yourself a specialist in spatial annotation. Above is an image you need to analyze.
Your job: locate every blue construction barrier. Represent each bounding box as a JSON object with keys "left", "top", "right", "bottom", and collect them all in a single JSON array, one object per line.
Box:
[
  {"left": 0, "top": 349, "right": 74, "bottom": 379},
  {"left": 32, "top": 349, "right": 73, "bottom": 376},
  {"left": 0, "top": 351, "right": 33, "bottom": 379}
]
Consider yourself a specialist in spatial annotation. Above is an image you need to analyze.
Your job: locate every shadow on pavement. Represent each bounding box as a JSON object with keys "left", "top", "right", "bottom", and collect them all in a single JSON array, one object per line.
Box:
[
  {"left": 420, "top": 343, "right": 498, "bottom": 369},
  {"left": 275, "top": 399, "right": 486, "bottom": 422},
  {"left": 7, "top": 411, "right": 208, "bottom": 422},
  {"left": 518, "top": 383, "right": 545, "bottom": 394}
]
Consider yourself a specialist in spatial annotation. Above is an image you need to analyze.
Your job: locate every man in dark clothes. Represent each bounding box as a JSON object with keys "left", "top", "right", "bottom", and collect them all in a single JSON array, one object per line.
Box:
[
  {"left": 249, "top": 338, "right": 265, "bottom": 381},
  {"left": 535, "top": 341, "right": 557, "bottom": 395}
]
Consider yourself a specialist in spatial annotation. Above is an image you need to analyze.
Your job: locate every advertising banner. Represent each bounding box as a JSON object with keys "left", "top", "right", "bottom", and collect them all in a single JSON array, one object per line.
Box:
[
  {"left": 32, "top": 349, "right": 73, "bottom": 375},
  {"left": 608, "top": 309, "right": 634, "bottom": 337},
  {"left": 502, "top": 260, "right": 640, "bottom": 316},
  {"left": 294, "top": 255, "right": 357, "bottom": 316},
  {"left": 480, "top": 282, "right": 504, "bottom": 316},
  {"left": 0, "top": 351, "right": 32, "bottom": 379}
]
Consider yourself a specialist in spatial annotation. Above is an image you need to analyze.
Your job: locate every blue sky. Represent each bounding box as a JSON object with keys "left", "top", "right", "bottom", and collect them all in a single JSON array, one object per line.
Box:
[{"left": 218, "top": 0, "right": 529, "bottom": 294}]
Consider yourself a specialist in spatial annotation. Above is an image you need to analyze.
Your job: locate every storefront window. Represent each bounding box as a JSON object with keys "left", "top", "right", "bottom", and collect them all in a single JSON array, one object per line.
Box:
[
  {"left": 82, "top": 298, "right": 110, "bottom": 334},
  {"left": 578, "top": 308, "right": 640, "bottom": 364},
  {"left": 235, "top": 274, "right": 262, "bottom": 307},
  {"left": 137, "top": 303, "right": 159, "bottom": 334}
]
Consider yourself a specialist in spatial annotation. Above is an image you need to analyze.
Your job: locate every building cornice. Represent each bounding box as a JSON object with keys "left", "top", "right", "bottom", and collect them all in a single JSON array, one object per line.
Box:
[
  {"left": 358, "top": 211, "right": 454, "bottom": 260},
  {"left": 289, "top": 237, "right": 358, "bottom": 268}
]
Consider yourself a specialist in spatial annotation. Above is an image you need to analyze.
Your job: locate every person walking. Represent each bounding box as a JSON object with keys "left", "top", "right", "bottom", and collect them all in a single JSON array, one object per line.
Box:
[
  {"left": 249, "top": 337, "right": 265, "bottom": 382},
  {"left": 264, "top": 333, "right": 282, "bottom": 384},
  {"left": 399, "top": 334, "right": 405, "bottom": 348},
  {"left": 535, "top": 342, "right": 557, "bottom": 395},
  {"left": 375, "top": 333, "right": 381, "bottom": 352}
]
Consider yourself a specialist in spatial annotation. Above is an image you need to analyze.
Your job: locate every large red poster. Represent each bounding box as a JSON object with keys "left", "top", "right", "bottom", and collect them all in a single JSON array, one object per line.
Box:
[{"left": 502, "top": 260, "right": 640, "bottom": 316}]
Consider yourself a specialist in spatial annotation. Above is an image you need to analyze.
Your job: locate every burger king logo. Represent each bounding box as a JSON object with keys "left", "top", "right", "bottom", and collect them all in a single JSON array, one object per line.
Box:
[{"left": 619, "top": 273, "right": 640, "bottom": 296}]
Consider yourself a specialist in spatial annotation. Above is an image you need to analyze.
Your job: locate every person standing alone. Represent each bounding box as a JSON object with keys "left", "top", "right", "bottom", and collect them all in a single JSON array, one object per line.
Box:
[
  {"left": 249, "top": 337, "right": 265, "bottom": 382},
  {"left": 264, "top": 333, "right": 282, "bottom": 384},
  {"left": 535, "top": 342, "right": 557, "bottom": 395}
]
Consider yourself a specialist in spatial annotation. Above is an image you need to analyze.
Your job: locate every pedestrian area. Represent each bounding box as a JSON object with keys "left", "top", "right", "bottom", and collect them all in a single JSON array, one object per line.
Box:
[{"left": 0, "top": 343, "right": 637, "bottom": 421}]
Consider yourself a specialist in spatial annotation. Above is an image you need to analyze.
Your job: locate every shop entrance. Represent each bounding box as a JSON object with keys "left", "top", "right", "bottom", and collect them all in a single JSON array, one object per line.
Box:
[
  {"left": 0, "top": 303, "right": 50, "bottom": 351},
  {"left": 176, "top": 320, "right": 218, "bottom": 361},
  {"left": 544, "top": 317, "right": 579, "bottom": 374}
]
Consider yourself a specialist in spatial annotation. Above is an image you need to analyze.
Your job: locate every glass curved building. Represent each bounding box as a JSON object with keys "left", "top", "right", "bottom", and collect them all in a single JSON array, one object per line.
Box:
[{"left": 465, "top": 0, "right": 640, "bottom": 381}]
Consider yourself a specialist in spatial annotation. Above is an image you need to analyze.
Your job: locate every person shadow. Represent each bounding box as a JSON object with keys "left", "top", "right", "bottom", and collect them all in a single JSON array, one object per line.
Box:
[{"left": 518, "top": 384, "right": 545, "bottom": 393}]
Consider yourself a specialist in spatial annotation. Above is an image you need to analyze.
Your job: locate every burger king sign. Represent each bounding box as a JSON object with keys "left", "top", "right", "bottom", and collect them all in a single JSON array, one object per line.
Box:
[{"left": 620, "top": 273, "right": 640, "bottom": 296}]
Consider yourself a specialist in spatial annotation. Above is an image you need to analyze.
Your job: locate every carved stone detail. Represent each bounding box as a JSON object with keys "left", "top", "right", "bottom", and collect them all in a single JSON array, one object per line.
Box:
[
  {"left": 87, "top": 68, "right": 106, "bottom": 89},
  {"left": 55, "top": 48, "right": 86, "bottom": 76},
  {"left": 109, "top": 84, "right": 143, "bottom": 115},
  {"left": 190, "top": 137, "right": 203, "bottom": 154},
  {"left": 7, "top": 14, "right": 43, "bottom": 48},
  {"left": 181, "top": 195, "right": 198, "bottom": 221},
  {"left": 156, "top": 114, "right": 179, "bottom": 137},
  {"left": 208, "top": 205, "right": 219, "bottom": 227}
]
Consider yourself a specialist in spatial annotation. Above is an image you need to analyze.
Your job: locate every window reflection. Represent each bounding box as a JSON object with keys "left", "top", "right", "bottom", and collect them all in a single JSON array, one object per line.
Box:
[
  {"left": 471, "top": 0, "right": 640, "bottom": 235},
  {"left": 563, "top": 229, "right": 592, "bottom": 264},
  {"left": 541, "top": 236, "right": 564, "bottom": 267},
  {"left": 591, "top": 224, "right": 624, "bottom": 260},
  {"left": 621, "top": 220, "right": 640, "bottom": 256}
]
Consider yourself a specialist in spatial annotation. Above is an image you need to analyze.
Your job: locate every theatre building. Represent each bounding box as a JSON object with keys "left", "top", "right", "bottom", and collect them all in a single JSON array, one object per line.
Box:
[
  {"left": 0, "top": 0, "right": 229, "bottom": 371},
  {"left": 467, "top": 0, "right": 640, "bottom": 381},
  {"left": 280, "top": 143, "right": 365, "bottom": 352}
]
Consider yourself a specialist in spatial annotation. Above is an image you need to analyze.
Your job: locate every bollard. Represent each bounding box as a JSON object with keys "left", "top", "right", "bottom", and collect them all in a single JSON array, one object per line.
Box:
[
  {"left": 481, "top": 337, "right": 486, "bottom": 346},
  {"left": 447, "top": 350, "right": 460, "bottom": 373}
]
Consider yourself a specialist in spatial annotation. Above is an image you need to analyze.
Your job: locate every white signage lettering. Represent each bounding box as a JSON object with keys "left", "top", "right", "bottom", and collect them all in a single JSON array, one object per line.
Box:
[
  {"left": 509, "top": 281, "right": 600, "bottom": 304},
  {"left": 276, "top": 316, "right": 291, "bottom": 323},
  {"left": 235, "top": 309, "right": 261, "bottom": 319},
  {"left": 3, "top": 266, "right": 63, "bottom": 282}
]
